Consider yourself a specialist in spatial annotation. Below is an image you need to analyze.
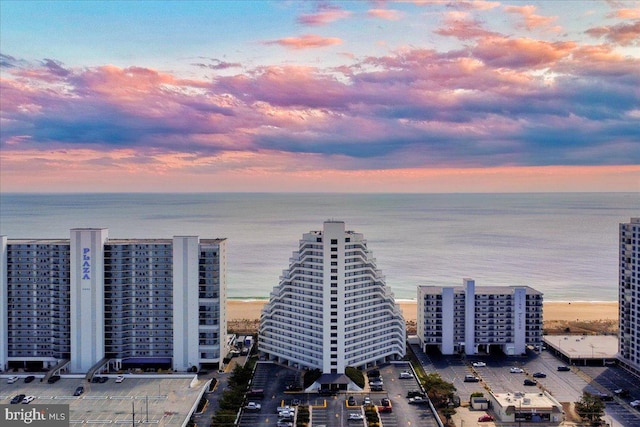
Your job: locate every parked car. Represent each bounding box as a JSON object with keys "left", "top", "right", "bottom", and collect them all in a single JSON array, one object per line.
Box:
[
  {"left": 510, "top": 367, "right": 524, "bottom": 373},
  {"left": 22, "top": 396, "right": 35, "bottom": 404},
  {"left": 10, "top": 394, "right": 26, "bottom": 404},
  {"left": 348, "top": 413, "right": 364, "bottom": 420},
  {"left": 408, "top": 396, "right": 427, "bottom": 404},
  {"left": 378, "top": 405, "right": 392, "bottom": 413},
  {"left": 115, "top": 375, "right": 125, "bottom": 383},
  {"left": 278, "top": 410, "right": 294, "bottom": 420},
  {"left": 370, "top": 378, "right": 384, "bottom": 386},
  {"left": 245, "top": 402, "right": 261, "bottom": 411},
  {"left": 99, "top": 376, "right": 108, "bottom": 383},
  {"left": 381, "top": 398, "right": 390, "bottom": 407},
  {"left": 363, "top": 396, "right": 372, "bottom": 406},
  {"left": 598, "top": 393, "right": 614, "bottom": 402},
  {"left": 614, "top": 388, "right": 630, "bottom": 398},
  {"left": 74, "top": 386, "right": 84, "bottom": 396},
  {"left": 464, "top": 374, "right": 480, "bottom": 382},
  {"left": 472, "top": 362, "right": 486, "bottom": 367},
  {"left": 406, "top": 391, "right": 425, "bottom": 398},
  {"left": 347, "top": 396, "right": 356, "bottom": 406},
  {"left": 557, "top": 366, "right": 571, "bottom": 371},
  {"left": 532, "top": 372, "right": 547, "bottom": 378},
  {"left": 24, "top": 375, "right": 36, "bottom": 383},
  {"left": 399, "top": 371, "right": 413, "bottom": 379},
  {"left": 7, "top": 376, "right": 19, "bottom": 384},
  {"left": 47, "top": 375, "right": 61, "bottom": 384},
  {"left": 630, "top": 400, "right": 640, "bottom": 408},
  {"left": 478, "top": 414, "right": 494, "bottom": 422},
  {"left": 524, "top": 379, "right": 537, "bottom": 386}
]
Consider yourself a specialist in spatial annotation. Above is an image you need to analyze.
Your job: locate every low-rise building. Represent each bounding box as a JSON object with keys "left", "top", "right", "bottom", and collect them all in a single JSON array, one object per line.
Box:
[{"left": 488, "top": 391, "right": 564, "bottom": 424}]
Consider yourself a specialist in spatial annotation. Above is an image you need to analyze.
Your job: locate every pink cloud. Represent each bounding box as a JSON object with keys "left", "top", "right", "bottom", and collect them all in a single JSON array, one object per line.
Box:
[
  {"left": 297, "top": 8, "right": 351, "bottom": 26},
  {"left": 612, "top": 8, "right": 640, "bottom": 19},
  {"left": 586, "top": 20, "right": 640, "bottom": 46},
  {"left": 473, "top": 37, "right": 575, "bottom": 68},
  {"left": 435, "top": 12, "right": 501, "bottom": 39},
  {"left": 264, "top": 34, "right": 342, "bottom": 50},
  {"left": 367, "top": 9, "right": 404, "bottom": 21},
  {"left": 504, "top": 5, "right": 558, "bottom": 31},
  {"left": 452, "top": 1, "right": 501, "bottom": 11}
]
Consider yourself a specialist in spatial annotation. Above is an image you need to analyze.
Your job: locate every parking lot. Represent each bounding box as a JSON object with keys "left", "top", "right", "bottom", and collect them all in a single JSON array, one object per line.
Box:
[
  {"left": 236, "top": 361, "right": 440, "bottom": 427},
  {"left": 411, "top": 344, "right": 640, "bottom": 427},
  {"left": 0, "top": 374, "right": 205, "bottom": 426}
]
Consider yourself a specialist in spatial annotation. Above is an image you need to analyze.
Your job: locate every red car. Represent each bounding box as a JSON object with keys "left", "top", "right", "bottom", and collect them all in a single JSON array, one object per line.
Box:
[{"left": 478, "top": 414, "right": 494, "bottom": 422}]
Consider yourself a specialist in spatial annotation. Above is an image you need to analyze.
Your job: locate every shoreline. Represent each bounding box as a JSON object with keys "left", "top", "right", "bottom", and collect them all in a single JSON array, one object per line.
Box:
[{"left": 227, "top": 299, "right": 619, "bottom": 323}]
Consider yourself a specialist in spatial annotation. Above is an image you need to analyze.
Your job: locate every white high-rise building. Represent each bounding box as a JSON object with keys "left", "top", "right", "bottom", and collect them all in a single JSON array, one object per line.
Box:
[
  {"left": 418, "top": 279, "right": 543, "bottom": 356},
  {"left": 259, "top": 221, "right": 406, "bottom": 374},
  {"left": 619, "top": 217, "right": 640, "bottom": 376},
  {"left": 0, "top": 229, "right": 227, "bottom": 374}
]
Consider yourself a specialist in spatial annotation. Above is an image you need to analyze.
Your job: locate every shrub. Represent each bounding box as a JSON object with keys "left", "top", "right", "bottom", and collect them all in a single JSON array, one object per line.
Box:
[
  {"left": 303, "top": 369, "right": 322, "bottom": 388},
  {"left": 345, "top": 366, "right": 365, "bottom": 388}
]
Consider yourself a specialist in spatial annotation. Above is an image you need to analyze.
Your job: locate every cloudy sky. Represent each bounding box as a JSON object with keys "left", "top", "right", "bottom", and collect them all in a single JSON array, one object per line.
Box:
[{"left": 1, "top": 0, "right": 639, "bottom": 193}]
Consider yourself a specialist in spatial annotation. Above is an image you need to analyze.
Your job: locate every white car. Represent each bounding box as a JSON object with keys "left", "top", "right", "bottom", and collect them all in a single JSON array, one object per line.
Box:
[
  {"left": 472, "top": 362, "right": 486, "bottom": 367},
  {"left": 7, "top": 376, "right": 19, "bottom": 384},
  {"left": 348, "top": 413, "right": 364, "bottom": 420},
  {"left": 399, "top": 371, "right": 413, "bottom": 379},
  {"left": 630, "top": 400, "right": 640, "bottom": 408},
  {"left": 115, "top": 375, "right": 125, "bottom": 383},
  {"left": 245, "top": 402, "right": 261, "bottom": 411},
  {"left": 510, "top": 367, "right": 524, "bottom": 373},
  {"left": 22, "top": 396, "right": 35, "bottom": 404}
]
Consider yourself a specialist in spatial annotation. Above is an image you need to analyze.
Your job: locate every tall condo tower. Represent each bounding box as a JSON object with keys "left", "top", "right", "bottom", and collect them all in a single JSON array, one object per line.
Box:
[
  {"left": 0, "top": 230, "right": 227, "bottom": 374},
  {"left": 619, "top": 217, "right": 640, "bottom": 376},
  {"left": 418, "top": 279, "right": 543, "bottom": 356},
  {"left": 259, "top": 220, "right": 406, "bottom": 374}
]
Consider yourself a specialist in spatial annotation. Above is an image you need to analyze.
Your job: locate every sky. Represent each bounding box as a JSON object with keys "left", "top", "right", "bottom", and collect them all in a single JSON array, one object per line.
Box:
[{"left": 1, "top": 0, "right": 639, "bottom": 193}]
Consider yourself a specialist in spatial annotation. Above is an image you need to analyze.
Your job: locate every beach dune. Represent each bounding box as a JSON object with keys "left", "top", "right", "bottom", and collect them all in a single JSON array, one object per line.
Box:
[{"left": 227, "top": 300, "right": 618, "bottom": 323}]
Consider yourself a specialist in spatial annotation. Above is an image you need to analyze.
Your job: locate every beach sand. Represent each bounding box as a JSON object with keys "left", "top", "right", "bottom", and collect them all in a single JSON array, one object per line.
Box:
[{"left": 227, "top": 299, "right": 618, "bottom": 323}]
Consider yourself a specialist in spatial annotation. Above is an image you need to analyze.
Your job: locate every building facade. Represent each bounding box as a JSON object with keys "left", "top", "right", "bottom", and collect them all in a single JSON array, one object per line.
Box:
[
  {"left": 259, "top": 221, "right": 406, "bottom": 374},
  {"left": 619, "top": 217, "right": 640, "bottom": 376},
  {"left": 0, "top": 229, "right": 227, "bottom": 374},
  {"left": 417, "top": 279, "right": 543, "bottom": 356}
]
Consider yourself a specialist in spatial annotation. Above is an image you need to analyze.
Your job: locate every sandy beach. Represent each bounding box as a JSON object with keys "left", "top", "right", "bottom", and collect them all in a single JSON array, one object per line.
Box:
[{"left": 227, "top": 299, "right": 618, "bottom": 323}]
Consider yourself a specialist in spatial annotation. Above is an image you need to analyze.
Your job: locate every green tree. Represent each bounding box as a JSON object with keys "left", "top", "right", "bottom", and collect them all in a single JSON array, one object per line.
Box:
[
  {"left": 422, "top": 372, "right": 456, "bottom": 408},
  {"left": 345, "top": 366, "right": 365, "bottom": 388},
  {"left": 441, "top": 406, "right": 456, "bottom": 425},
  {"left": 575, "top": 392, "right": 605, "bottom": 425}
]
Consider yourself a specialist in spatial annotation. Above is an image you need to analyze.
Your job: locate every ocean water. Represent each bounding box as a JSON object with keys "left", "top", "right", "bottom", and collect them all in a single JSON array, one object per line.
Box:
[{"left": 0, "top": 192, "right": 638, "bottom": 301}]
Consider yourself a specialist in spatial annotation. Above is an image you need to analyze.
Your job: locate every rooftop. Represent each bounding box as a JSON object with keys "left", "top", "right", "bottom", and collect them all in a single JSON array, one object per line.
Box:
[
  {"left": 543, "top": 334, "right": 619, "bottom": 360},
  {"left": 493, "top": 391, "right": 562, "bottom": 411}
]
